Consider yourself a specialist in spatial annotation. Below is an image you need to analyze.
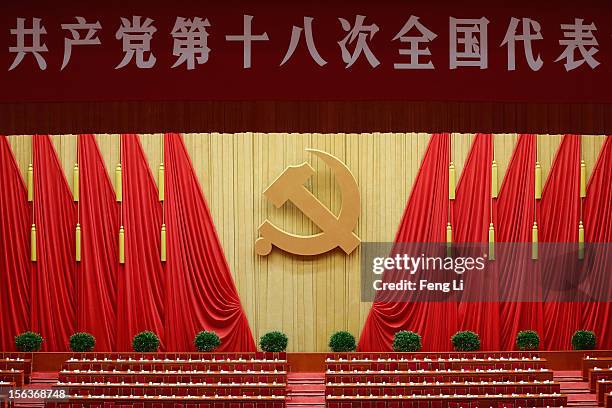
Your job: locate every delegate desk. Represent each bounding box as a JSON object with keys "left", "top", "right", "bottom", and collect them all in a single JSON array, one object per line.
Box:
[
  {"left": 590, "top": 368, "right": 612, "bottom": 392},
  {"left": 326, "top": 393, "right": 567, "bottom": 407},
  {"left": 0, "top": 371, "right": 24, "bottom": 387},
  {"left": 0, "top": 382, "right": 15, "bottom": 408},
  {"left": 583, "top": 357, "right": 612, "bottom": 380},
  {"left": 597, "top": 380, "right": 612, "bottom": 406},
  {"left": 0, "top": 359, "right": 32, "bottom": 379}
]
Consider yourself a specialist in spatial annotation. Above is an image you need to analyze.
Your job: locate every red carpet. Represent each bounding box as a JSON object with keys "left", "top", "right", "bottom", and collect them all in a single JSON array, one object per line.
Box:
[{"left": 286, "top": 372, "right": 325, "bottom": 407}]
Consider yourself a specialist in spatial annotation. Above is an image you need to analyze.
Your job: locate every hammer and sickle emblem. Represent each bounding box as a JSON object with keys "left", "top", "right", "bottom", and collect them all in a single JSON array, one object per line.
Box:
[{"left": 255, "top": 149, "right": 360, "bottom": 256}]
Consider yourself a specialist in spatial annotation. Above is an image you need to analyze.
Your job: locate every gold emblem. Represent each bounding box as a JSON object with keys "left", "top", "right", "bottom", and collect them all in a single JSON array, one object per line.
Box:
[{"left": 255, "top": 149, "right": 360, "bottom": 256}]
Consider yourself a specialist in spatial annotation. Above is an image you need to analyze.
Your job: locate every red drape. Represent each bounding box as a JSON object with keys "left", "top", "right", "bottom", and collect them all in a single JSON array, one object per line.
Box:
[
  {"left": 163, "top": 133, "right": 255, "bottom": 351},
  {"left": 77, "top": 134, "right": 119, "bottom": 351},
  {"left": 31, "top": 135, "right": 77, "bottom": 351},
  {"left": 116, "top": 134, "right": 166, "bottom": 351},
  {"left": 539, "top": 135, "right": 582, "bottom": 350},
  {"left": 358, "top": 134, "right": 455, "bottom": 352},
  {"left": 581, "top": 136, "right": 611, "bottom": 349},
  {"left": 497, "top": 135, "right": 544, "bottom": 350},
  {"left": 453, "top": 134, "right": 500, "bottom": 350},
  {"left": 0, "top": 136, "right": 31, "bottom": 351}
]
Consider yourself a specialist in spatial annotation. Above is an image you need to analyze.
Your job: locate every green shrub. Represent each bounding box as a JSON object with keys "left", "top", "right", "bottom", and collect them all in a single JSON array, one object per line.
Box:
[
  {"left": 132, "top": 331, "right": 160, "bottom": 352},
  {"left": 259, "top": 331, "right": 288, "bottom": 352},
  {"left": 572, "top": 330, "right": 596, "bottom": 350},
  {"left": 393, "top": 331, "right": 422, "bottom": 352},
  {"left": 194, "top": 331, "right": 221, "bottom": 352},
  {"left": 451, "top": 331, "right": 481, "bottom": 351},
  {"left": 516, "top": 330, "right": 540, "bottom": 351},
  {"left": 329, "top": 331, "right": 357, "bottom": 352},
  {"left": 69, "top": 332, "right": 96, "bottom": 352},
  {"left": 14, "top": 332, "right": 43, "bottom": 352}
]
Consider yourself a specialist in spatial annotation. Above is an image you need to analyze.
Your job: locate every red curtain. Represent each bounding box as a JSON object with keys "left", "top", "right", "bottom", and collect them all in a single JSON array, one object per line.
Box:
[
  {"left": 77, "top": 134, "right": 119, "bottom": 351},
  {"left": 497, "top": 135, "right": 544, "bottom": 350},
  {"left": 163, "top": 133, "right": 255, "bottom": 351},
  {"left": 0, "top": 136, "right": 31, "bottom": 351},
  {"left": 31, "top": 135, "right": 77, "bottom": 351},
  {"left": 581, "top": 136, "right": 611, "bottom": 349},
  {"left": 116, "top": 134, "right": 166, "bottom": 351},
  {"left": 358, "top": 134, "right": 455, "bottom": 352},
  {"left": 539, "top": 135, "right": 582, "bottom": 350},
  {"left": 453, "top": 134, "right": 500, "bottom": 350}
]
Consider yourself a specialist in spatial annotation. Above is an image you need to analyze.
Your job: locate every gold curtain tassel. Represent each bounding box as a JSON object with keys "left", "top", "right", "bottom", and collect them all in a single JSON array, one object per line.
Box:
[
  {"left": 115, "top": 163, "right": 123, "bottom": 202},
  {"left": 449, "top": 161, "right": 456, "bottom": 200},
  {"left": 27, "top": 163, "right": 34, "bottom": 202},
  {"left": 158, "top": 163, "right": 165, "bottom": 202},
  {"left": 119, "top": 226, "right": 125, "bottom": 264},
  {"left": 578, "top": 221, "right": 585, "bottom": 260},
  {"left": 161, "top": 223, "right": 167, "bottom": 262},
  {"left": 30, "top": 224, "right": 37, "bottom": 262},
  {"left": 73, "top": 163, "right": 79, "bottom": 202},
  {"left": 535, "top": 161, "right": 542, "bottom": 200},
  {"left": 580, "top": 160, "right": 587, "bottom": 198},
  {"left": 446, "top": 222, "right": 453, "bottom": 257},
  {"left": 531, "top": 221, "right": 539, "bottom": 260},
  {"left": 488, "top": 222, "right": 495, "bottom": 261},
  {"left": 75, "top": 223, "right": 81, "bottom": 262},
  {"left": 491, "top": 160, "right": 498, "bottom": 198}
]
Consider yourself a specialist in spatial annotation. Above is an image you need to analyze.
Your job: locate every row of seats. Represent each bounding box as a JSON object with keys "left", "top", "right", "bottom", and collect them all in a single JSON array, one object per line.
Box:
[
  {"left": 45, "top": 395, "right": 285, "bottom": 407},
  {"left": 63, "top": 362, "right": 286, "bottom": 372},
  {"left": 327, "top": 361, "right": 546, "bottom": 371},
  {"left": 325, "top": 394, "right": 566, "bottom": 407},
  {"left": 327, "top": 352, "right": 540, "bottom": 361},
  {"left": 326, "top": 369, "right": 554, "bottom": 384},
  {"left": 327, "top": 382, "right": 561, "bottom": 396},
  {"left": 589, "top": 368, "right": 612, "bottom": 392},
  {"left": 0, "top": 370, "right": 24, "bottom": 387},
  {"left": 0, "top": 382, "right": 14, "bottom": 408},
  {"left": 596, "top": 379, "right": 612, "bottom": 406},
  {"left": 0, "top": 354, "right": 32, "bottom": 384},
  {"left": 68, "top": 352, "right": 285, "bottom": 361},
  {"left": 582, "top": 356, "right": 612, "bottom": 379},
  {"left": 59, "top": 373, "right": 286, "bottom": 384},
  {"left": 327, "top": 356, "right": 542, "bottom": 362},
  {"left": 54, "top": 383, "right": 285, "bottom": 397}
]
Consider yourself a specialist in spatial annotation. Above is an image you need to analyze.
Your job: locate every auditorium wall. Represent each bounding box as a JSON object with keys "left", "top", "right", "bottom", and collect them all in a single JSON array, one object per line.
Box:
[{"left": 5, "top": 133, "right": 608, "bottom": 351}]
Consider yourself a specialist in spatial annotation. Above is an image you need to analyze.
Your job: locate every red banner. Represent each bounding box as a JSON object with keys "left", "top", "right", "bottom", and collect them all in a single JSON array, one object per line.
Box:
[{"left": 1, "top": 0, "right": 611, "bottom": 103}]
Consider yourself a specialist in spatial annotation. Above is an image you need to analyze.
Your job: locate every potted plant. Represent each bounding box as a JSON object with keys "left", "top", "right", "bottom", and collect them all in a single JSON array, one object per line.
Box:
[
  {"left": 329, "top": 331, "right": 357, "bottom": 352},
  {"left": 15, "top": 332, "right": 43, "bottom": 352},
  {"left": 69, "top": 332, "right": 96, "bottom": 352},
  {"left": 194, "top": 331, "right": 221, "bottom": 352},
  {"left": 572, "top": 330, "right": 596, "bottom": 350},
  {"left": 259, "top": 331, "right": 288, "bottom": 352},
  {"left": 132, "top": 331, "right": 160, "bottom": 352},
  {"left": 451, "top": 331, "right": 481, "bottom": 351},
  {"left": 515, "top": 330, "right": 540, "bottom": 351},
  {"left": 393, "top": 331, "right": 422, "bottom": 352}
]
